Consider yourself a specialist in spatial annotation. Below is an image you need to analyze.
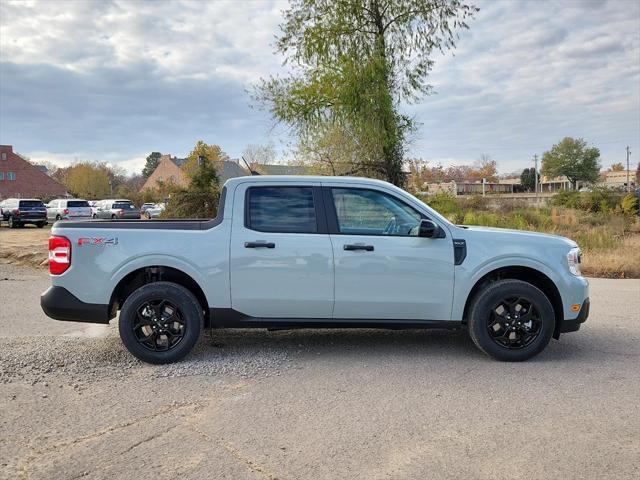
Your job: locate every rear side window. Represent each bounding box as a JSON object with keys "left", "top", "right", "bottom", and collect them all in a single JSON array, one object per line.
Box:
[
  {"left": 67, "top": 200, "right": 89, "bottom": 207},
  {"left": 19, "top": 200, "right": 44, "bottom": 208},
  {"left": 113, "top": 202, "right": 134, "bottom": 209},
  {"left": 247, "top": 187, "right": 317, "bottom": 233}
]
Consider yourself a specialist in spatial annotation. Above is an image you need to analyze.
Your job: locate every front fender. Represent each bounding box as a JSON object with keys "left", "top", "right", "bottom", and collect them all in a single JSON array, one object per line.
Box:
[{"left": 452, "top": 255, "right": 562, "bottom": 320}]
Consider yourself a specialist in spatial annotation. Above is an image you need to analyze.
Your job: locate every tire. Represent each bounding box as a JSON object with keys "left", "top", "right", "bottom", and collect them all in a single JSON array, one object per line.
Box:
[
  {"left": 55, "top": 214, "right": 61, "bottom": 221},
  {"left": 146, "top": 212, "right": 152, "bottom": 220},
  {"left": 111, "top": 214, "right": 117, "bottom": 219},
  {"left": 36, "top": 222, "right": 45, "bottom": 228},
  {"left": 92, "top": 214, "right": 97, "bottom": 219},
  {"left": 118, "top": 282, "right": 203, "bottom": 364},
  {"left": 467, "top": 279, "right": 555, "bottom": 362},
  {"left": 8, "top": 216, "right": 18, "bottom": 228}
]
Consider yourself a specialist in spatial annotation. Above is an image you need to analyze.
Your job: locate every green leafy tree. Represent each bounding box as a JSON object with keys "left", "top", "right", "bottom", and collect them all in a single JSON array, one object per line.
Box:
[
  {"left": 162, "top": 141, "right": 223, "bottom": 219},
  {"left": 541, "top": 137, "right": 601, "bottom": 189},
  {"left": 254, "top": 0, "right": 478, "bottom": 186},
  {"left": 142, "top": 152, "right": 162, "bottom": 178},
  {"left": 520, "top": 167, "right": 536, "bottom": 192}
]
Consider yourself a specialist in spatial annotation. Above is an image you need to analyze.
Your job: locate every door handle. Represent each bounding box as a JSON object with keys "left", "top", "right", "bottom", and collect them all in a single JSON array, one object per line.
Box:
[
  {"left": 245, "top": 241, "right": 276, "bottom": 249},
  {"left": 343, "top": 244, "right": 374, "bottom": 251}
]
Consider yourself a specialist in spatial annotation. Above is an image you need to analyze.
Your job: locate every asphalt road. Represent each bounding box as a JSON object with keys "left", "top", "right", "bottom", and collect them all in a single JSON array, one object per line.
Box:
[{"left": 1, "top": 261, "right": 639, "bottom": 480}]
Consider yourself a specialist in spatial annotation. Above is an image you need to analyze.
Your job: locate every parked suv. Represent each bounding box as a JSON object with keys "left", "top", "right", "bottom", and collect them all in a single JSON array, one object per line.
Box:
[
  {"left": 0, "top": 198, "right": 47, "bottom": 228},
  {"left": 47, "top": 199, "right": 92, "bottom": 221},
  {"left": 95, "top": 199, "right": 141, "bottom": 219}
]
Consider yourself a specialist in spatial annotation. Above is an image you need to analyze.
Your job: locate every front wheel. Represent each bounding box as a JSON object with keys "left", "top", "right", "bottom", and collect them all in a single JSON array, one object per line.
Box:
[
  {"left": 118, "top": 282, "right": 203, "bottom": 364},
  {"left": 36, "top": 222, "right": 45, "bottom": 228},
  {"left": 467, "top": 279, "right": 555, "bottom": 362}
]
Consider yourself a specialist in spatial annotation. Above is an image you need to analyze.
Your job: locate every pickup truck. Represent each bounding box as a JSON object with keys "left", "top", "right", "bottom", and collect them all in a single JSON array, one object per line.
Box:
[{"left": 40, "top": 176, "right": 589, "bottom": 364}]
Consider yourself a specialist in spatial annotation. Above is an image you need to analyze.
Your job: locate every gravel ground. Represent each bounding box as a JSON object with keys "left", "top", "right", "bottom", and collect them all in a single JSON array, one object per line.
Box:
[{"left": 1, "top": 261, "right": 639, "bottom": 480}]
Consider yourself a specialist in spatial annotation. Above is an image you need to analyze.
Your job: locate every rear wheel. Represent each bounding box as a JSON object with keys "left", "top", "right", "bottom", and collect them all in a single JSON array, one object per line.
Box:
[
  {"left": 36, "top": 222, "right": 45, "bottom": 228},
  {"left": 111, "top": 214, "right": 117, "bottom": 219},
  {"left": 467, "top": 279, "right": 555, "bottom": 361},
  {"left": 8, "top": 216, "right": 16, "bottom": 228},
  {"left": 55, "top": 214, "right": 61, "bottom": 221},
  {"left": 118, "top": 282, "right": 203, "bottom": 364}
]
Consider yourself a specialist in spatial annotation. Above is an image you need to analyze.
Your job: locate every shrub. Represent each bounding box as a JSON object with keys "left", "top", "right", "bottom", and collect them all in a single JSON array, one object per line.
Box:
[
  {"left": 553, "top": 190, "right": 581, "bottom": 209},
  {"left": 621, "top": 194, "right": 639, "bottom": 216}
]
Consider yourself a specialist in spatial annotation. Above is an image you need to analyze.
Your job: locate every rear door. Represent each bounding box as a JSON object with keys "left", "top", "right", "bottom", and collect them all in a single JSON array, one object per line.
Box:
[
  {"left": 324, "top": 184, "right": 455, "bottom": 321},
  {"left": 229, "top": 182, "right": 334, "bottom": 318}
]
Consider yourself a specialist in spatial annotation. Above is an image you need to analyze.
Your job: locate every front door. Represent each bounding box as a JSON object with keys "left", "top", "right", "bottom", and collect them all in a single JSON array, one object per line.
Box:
[
  {"left": 326, "top": 185, "right": 455, "bottom": 321},
  {"left": 230, "top": 183, "right": 334, "bottom": 319}
]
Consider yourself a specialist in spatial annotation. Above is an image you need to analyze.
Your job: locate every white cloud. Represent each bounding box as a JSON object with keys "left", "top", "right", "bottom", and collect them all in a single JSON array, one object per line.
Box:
[{"left": 1, "top": 0, "right": 638, "bottom": 175}]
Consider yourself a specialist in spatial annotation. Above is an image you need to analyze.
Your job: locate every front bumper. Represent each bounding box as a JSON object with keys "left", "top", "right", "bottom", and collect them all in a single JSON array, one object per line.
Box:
[
  {"left": 556, "top": 298, "right": 590, "bottom": 335},
  {"left": 41, "top": 286, "right": 111, "bottom": 324}
]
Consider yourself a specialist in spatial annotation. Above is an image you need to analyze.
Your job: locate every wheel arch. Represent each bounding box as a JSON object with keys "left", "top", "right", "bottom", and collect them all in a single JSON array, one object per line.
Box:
[
  {"left": 109, "top": 266, "right": 210, "bottom": 326},
  {"left": 462, "top": 266, "right": 564, "bottom": 338}
]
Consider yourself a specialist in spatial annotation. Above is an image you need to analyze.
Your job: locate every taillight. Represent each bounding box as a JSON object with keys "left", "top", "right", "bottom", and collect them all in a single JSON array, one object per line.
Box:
[
  {"left": 118, "top": 210, "right": 124, "bottom": 217},
  {"left": 49, "top": 236, "right": 71, "bottom": 275},
  {"left": 63, "top": 208, "right": 69, "bottom": 215},
  {"left": 15, "top": 209, "right": 20, "bottom": 216}
]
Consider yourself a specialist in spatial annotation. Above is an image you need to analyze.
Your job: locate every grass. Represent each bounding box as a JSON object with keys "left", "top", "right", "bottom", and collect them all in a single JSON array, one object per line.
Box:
[{"left": 421, "top": 194, "right": 640, "bottom": 278}]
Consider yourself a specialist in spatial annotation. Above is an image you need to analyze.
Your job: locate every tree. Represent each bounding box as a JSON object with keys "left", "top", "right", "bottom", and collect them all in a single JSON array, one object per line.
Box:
[
  {"left": 180, "top": 141, "right": 229, "bottom": 180},
  {"left": 162, "top": 141, "right": 224, "bottom": 219},
  {"left": 541, "top": 137, "right": 601, "bottom": 189},
  {"left": 610, "top": 162, "right": 624, "bottom": 171},
  {"left": 520, "top": 167, "right": 536, "bottom": 192},
  {"left": 473, "top": 154, "right": 498, "bottom": 182},
  {"left": 142, "top": 152, "right": 162, "bottom": 178},
  {"left": 54, "top": 162, "right": 111, "bottom": 199},
  {"left": 243, "top": 144, "right": 276, "bottom": 165},
  {"left": 636, "top": 162, "right": 640, "bottom": 183},
  {"left": 254, "top": 0, "right": 478, "bottom": 186}
]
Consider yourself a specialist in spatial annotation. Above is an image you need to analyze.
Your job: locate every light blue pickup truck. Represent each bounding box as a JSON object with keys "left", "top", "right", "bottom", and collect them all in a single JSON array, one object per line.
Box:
[{"left": 41, "top": 176, "right": 589, "bottom": 363}]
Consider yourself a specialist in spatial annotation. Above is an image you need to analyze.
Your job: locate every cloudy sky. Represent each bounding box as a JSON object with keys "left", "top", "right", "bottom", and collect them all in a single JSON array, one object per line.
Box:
[{"left": 1, "top": 0, "right": 639, "bottom": 175}]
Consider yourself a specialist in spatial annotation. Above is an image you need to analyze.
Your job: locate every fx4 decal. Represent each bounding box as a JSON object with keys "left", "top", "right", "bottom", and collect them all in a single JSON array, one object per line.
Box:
[{"left": 77, "top": 237, "right": 119, "bottom": 246}]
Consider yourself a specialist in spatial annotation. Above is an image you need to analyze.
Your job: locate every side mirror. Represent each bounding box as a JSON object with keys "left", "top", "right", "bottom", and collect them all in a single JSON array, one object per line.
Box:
[{"left": 418, "top": 219, "right": 441, "bottom": 238}]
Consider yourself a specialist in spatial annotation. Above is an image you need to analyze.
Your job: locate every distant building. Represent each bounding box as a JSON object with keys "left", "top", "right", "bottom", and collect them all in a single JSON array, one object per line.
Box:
[
  {"left": 601, "top": 170, "right": 636, "bottom": 189},
  {"left": 425, "top": 181, "right": 514, "bottom": 196},
  {"left": 0, "top": 145, "right": 67, "bottom": 199},
  {"left": 141, "top": 154, "right": 248, "bottom": 191}
]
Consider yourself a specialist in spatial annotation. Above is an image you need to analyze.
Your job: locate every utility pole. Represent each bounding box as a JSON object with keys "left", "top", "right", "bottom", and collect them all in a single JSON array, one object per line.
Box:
[
  {"left": 534, "top": 154, "right": 539, "bottom": 197},
  {"left": 626, "top": 146, "right": 631, "bottom": 193}
]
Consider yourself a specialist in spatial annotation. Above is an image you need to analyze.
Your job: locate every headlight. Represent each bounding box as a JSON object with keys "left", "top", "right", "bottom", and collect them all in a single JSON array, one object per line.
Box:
[{"left": 567, "top": 247, "right": 582, "bottom": 276}]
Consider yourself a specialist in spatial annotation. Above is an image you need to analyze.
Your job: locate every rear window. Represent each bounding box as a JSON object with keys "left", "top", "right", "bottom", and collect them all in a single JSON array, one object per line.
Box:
[
  {"left": 67, "top": 200, "right": 89, "bottom": 208},
  {"left": 113, "top": 202, "right": 134, "bottom": 209},
  {"left": 19, "top": 200, "right": 44, "bottom": 208},
  {"left": 247, "top": 187, "right": 317, "bottom": 233}
]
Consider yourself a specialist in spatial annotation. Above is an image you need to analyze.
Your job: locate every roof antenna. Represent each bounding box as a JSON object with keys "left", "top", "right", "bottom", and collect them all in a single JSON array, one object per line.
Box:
[{"left": 242, "top": 156, "right": 260, "bottom": 175}]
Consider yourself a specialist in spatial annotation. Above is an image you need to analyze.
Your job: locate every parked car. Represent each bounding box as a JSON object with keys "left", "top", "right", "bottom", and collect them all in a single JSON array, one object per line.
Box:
[
  {"left": 1, "top": 198, "right": 47, "bottom": 228},
  {"left": 144, "top": 203, "right": 165, "bottom": 219},
  {"left": 140, "top": 203, "right": 155, "bottom": 215},
  {"left": 47, "top": 199, "right": 92, "bottom": 222},
  {"left": 89, "top": 201, "right": 100, "bottom": 218},
  {"left": 41, "top": 176, "right": 589, "bottom": 365},
  {"left": 95, "top": 199, "right": 141, "bottom": 219}
]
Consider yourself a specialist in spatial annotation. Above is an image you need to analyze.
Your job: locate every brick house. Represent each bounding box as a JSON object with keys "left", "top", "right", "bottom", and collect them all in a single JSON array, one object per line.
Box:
[
  {"left": 0, "top": 145, "right": 67, "bottom": 200},
  {"left": 141, "top": 153, "right": 248, "bottom": 191}
]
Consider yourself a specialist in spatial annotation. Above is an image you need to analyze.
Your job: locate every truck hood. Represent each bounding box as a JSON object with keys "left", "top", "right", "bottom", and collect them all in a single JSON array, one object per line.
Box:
[{"left": 455, "top": 225, "right": 577, "bottom": 248}]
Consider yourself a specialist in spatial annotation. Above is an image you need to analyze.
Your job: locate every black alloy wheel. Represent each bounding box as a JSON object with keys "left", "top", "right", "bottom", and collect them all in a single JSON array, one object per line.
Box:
[
  {"left": 487, "top": 296, "right": 542, "bottom": 349},
  {"left": 133, "top": 299, "right": 186, "bottom": 352}
]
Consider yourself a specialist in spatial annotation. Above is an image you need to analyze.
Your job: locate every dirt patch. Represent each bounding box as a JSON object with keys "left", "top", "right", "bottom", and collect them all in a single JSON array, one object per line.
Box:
[{"left": 0, "top": 225, "right": 50, "bottom": 268}]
